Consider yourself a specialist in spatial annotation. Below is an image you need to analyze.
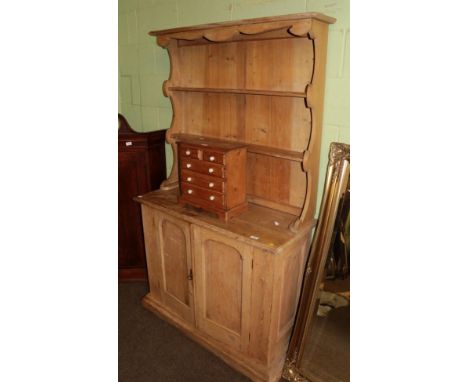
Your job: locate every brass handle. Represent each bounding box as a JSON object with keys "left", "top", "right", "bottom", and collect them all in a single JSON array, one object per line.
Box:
[
  {"left": 187, "top": 269, "right": 193, "bottom": 281},
  {"left": 209, "top": 182, "right": 214, "bottom": 188},
  {"left": 187, "top": 177, "right": 192, "bottom": 182},
  {"left": 209, "top": 195, "right": 215, "bottom": 201},
  {"left": 209, "top": 156, "right": 215, "bottom": 161},
  {"left": 188, "top": 189, "right": 193, "bottom": 194},
  {"left": 185, "top": 150, "right": 191, "bottom": 155},
  {"left": 208, "top": 168, "right": 214, "bottom": 173},
  {"left": 186, "top": 163, "right": 192, "bottom": 168}
]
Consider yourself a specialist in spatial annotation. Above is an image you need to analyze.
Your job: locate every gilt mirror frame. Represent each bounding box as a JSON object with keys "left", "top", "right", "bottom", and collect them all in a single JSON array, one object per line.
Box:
[{"left": 282, "top": 142, "right": 350, "bottom": 382}]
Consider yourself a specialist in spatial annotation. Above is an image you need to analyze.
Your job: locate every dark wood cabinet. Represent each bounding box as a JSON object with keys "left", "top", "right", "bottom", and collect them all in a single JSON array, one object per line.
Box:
[{"left": 118, "top": 114, "right": 167, "bottom": 281}]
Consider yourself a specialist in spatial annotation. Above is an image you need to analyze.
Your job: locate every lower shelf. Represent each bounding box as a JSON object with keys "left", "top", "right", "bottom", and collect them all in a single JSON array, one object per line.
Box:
[
  {"left": 172, "top": 133, "right": 304, "bottom": 162},
  {"left": 168, "top": 86, "right": 306, "bottom": 99}
]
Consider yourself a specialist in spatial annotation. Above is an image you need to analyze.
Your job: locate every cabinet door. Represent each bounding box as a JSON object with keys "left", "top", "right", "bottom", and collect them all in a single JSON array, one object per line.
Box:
[
  {"left": 142, "top": 207, "right": 195, "bottom": 325},
  {"left": 192, "top": 226, "right": 253, "bottom": 351}
]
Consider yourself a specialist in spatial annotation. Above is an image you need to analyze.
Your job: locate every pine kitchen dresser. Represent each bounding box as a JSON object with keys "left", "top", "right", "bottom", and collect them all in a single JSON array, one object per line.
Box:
[{"left": 135, "top": 12, "right": 336, "bottom": 382}]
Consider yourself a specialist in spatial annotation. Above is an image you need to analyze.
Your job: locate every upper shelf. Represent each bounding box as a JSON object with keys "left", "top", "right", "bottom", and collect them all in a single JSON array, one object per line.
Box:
[
  {"left": 169, "top": 86, "right": 306, "bottom": 98},
  {"left": 149, "top": 12, "right": 336, "bottom": 37}
]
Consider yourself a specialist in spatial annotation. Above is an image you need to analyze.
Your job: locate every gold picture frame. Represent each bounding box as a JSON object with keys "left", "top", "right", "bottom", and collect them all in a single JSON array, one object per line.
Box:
[{"left": 282, "top": 142, "right": 350, "bottom": 382}]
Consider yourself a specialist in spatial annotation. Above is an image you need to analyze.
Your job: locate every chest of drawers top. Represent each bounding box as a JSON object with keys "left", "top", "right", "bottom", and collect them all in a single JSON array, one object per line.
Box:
[
  {"left": 176, "top": 136, "right": 247, "bottom": 221},
  {"left": 179, "top": 135, "right": 246, "bottom": 159}
]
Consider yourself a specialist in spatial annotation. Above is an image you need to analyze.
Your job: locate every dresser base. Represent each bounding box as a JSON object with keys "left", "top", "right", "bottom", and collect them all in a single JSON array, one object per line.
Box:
[{"left": 142, "top": 293, "right": 284, "bottom": 382}]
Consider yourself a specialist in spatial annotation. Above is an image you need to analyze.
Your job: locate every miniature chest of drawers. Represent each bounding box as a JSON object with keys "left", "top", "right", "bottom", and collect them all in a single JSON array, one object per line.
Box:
[{"left": 177, "top": 138, "right": 248, "bottom": 221}]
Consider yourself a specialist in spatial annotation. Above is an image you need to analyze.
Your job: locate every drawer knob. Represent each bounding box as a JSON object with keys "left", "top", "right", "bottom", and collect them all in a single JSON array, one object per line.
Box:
[
  {"left": 187, "top": 177, "right": 192, "bottom": 182},
  {"left": 209, "top": 156, "right": 215, "bottom": 161},
  {"left": 209, "top": 195, "right": 215, "bottom": 201},
  {"left": 208, "top": 168, "right": 214, "bottom": 173},
  {"left": 186, "top": 163, "right": 192, "bottom": 168},
  {"left": 188, "top": 189, "right": 193, "bottom": 194},
  {"left": 185, "top": 150, "right": 191, "bottom": 155},
  {"left": 209, "top": 182, "right": 214, "bottom": 188}
]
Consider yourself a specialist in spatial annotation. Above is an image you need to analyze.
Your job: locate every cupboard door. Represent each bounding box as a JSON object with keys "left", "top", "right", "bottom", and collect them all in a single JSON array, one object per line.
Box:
[
  {"left": 192, "top": 226, "right": 252, "bottom": 351},
  {"left": 142, "top": 207, "right": 195, "bottom": 325}
]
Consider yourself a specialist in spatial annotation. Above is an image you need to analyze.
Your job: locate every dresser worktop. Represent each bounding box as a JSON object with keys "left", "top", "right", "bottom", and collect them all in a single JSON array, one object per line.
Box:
[{"left": 135, "top": 188, "right": 316, "bottom": 254}]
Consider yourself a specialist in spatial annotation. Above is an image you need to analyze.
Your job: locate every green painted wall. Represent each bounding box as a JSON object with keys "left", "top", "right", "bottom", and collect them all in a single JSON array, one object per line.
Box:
[{"left": 119, "top": 0, "right": 349, "bottom": 213}]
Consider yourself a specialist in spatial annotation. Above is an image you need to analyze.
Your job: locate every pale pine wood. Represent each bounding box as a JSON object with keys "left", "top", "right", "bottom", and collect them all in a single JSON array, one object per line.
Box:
[
  {"left": 174, "top": 38, "right": 312, "bottom": 93},
  {"left": 161, "top": 219, "right": 191, "bottom": 305},
  {"left": 174, "top": 133, "right": 305, "bottom": 162},
  {"left": 246, "top": 248, "right": 274, "bottom": 363},
  {"left": 277, "top": 242, "right": 309, "bottom": 339},
  {"left": 141, "top": 205, "right": 162, "bottom": 300},
  {"left": 192, "top": 226, "right": 253, "bottom": 351},
  {"left": 293, "top": 20, "right": 330, "bottom": 230},
  {"left": 247, "top": 145, "right": 303, "bottom": 162},
  {"left": 149, "top": 12, "right": 335, "bottom": 36},
  {"left": 266, "top": 237, "right": 311, "bottom": 368},
  {"left": 246, "top": 154, "right": 306, "bottom": 212},
  {"left": 138, "top": 12, "right": 334, "bottom": 382},
  {"left": 141, "top": 206, "right": 195, "bottom": 325},
  {"left": 160, "top": 39, "right": 182, "bottom": 190},
  {"left": 165, "top": 36, "right": 315, "bottom": 213},
  {"left": 170, "top": 86, "right": 306, "bottom": 97},
  {"left": 177, "top": 28, "right": 306, "bottom": 47},
  {"left": 140, "top": 204, "right": 313, "bottom": 382},
  {"left": 137, "top": 188, "right": 313, "bottom": 252}
]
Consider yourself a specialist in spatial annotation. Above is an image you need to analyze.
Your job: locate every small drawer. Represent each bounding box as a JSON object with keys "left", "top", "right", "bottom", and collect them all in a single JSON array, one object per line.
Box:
[
  {"left": 181, "top": 183, "right": 225, "bottom": 208},
  {"left": 202, "top": 150, "right": 224, "bottom": 165},
  {"left": 179, "top": 144, "right": 199, "bottom": 160},
  {"left": 181, "top": 170, "right": 225, "bottom": 193},
  {"left": 180, "top": 158, "right": 225, "bottom": 178}
]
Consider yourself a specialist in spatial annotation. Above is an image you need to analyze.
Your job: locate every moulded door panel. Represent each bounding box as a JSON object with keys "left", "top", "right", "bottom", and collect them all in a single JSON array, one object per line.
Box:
[
  {"left": 155, "top": 212, "right": 194, "bottom": 323},
  {"left": 192, "top": 225, "right": 253, "bottom": 351}
]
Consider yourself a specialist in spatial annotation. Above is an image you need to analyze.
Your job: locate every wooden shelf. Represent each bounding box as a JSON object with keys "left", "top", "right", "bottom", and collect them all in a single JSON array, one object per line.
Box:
[
  {"left": 150, "top": 12, "right": 336, "bottom": 36},
  {"left": 248, "top": 144, "right": 303, "bottom": 162},
  {"left": 169, "top": 86, "right": 306, "bottom": 98},
  {"left": 172, "top": 133, "right": 304, "bottom": 162}
]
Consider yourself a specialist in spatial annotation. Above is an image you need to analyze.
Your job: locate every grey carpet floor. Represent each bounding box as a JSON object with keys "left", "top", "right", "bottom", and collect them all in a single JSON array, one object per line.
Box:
[{"left": 119, "top": 281, "right": 252, "bottom": 382}]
